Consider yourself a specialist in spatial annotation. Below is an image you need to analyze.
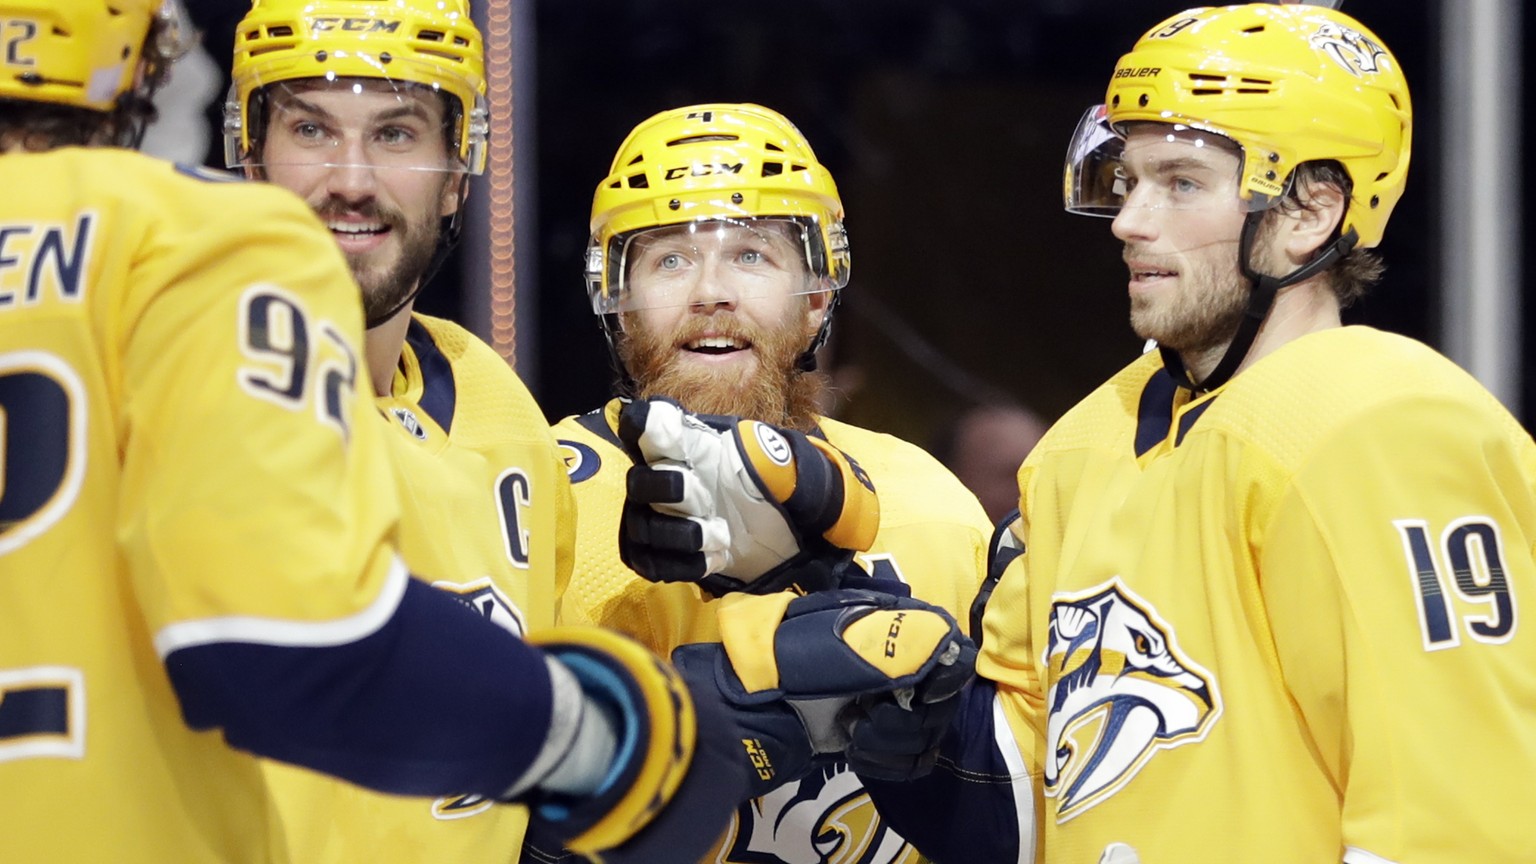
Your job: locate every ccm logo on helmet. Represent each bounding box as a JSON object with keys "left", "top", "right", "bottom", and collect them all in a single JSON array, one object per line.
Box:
[
  {"left": 1113, "top": 66, "right": 1162, "bottom": 80},
  {"left": 310, "top": 17, "right": 402, "bottom": 33},
  {"left": 664, "top": 162, "right": 743, "bottom": 180}
]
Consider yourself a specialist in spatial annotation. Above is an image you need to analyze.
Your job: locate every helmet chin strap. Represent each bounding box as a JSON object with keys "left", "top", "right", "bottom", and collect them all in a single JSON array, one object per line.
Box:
[
  {"left": 796, "top": 287, "right": 841, "bottom": 373},
  {"left": 1160, "top": 212, "right": 1356, "bottom": 393}
]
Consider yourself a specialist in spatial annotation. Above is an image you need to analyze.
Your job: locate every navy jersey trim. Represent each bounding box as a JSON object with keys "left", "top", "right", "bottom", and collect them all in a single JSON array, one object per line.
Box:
[
  {"left": 1176, "top": 398, "right": 1216, "bottom": 446},
  {"left": 1134, "top": 369, "right": 1181, "bottom": 457},
  {"left": 405, "top": 318, "right": 457, "bottom": 433},
  {"left": 577, "top": 408, "right": 623, "bottom": 448}
]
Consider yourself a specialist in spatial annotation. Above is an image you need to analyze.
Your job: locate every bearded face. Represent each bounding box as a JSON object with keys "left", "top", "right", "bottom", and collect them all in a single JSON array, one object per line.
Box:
[
  {"left": 615, "top": 220, "right": 832, "bottom": 430},
  {"left": 618, "top": 295, "right": 828, "bottom": 431}
]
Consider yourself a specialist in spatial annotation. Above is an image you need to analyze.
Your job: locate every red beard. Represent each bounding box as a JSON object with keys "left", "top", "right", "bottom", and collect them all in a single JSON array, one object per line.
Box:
[{"left": 618, "top": 310, "right": 827, "bottom": 432}]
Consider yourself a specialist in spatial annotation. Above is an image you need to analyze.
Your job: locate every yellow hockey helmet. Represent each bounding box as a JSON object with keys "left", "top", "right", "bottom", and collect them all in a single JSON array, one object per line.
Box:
[
  {"left": 1065, "top": 3, "right": 1411, "bottom": 249},
  {"left": 586, "top": 103, "right": 850, "bottom": 316},
  {"left": 225, "top": 0, "right": 487, "bottom": 173},
  {"left": 0, "top": 0, "right": 193, "bottom": 112}
]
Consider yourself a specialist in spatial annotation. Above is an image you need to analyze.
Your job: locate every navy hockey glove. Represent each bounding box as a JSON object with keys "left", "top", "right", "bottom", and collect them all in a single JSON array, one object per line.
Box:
[
  {"left": 617, "top": 397, "right": 879, "bottom": 597},
  {"left": 671, "top": 589, "right": 976, "bottom": 797},
  {"left": 516, "top": 627, "right": 748, "bottom": 864}
]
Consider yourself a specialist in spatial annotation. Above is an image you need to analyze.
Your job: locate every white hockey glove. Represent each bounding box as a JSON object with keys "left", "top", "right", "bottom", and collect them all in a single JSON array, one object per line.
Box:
[{"left": 616, "top": 397, "right": 879, "bottom": 596}]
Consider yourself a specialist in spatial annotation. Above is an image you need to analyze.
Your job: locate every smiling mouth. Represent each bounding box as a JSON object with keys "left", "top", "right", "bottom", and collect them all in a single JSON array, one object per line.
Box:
[
  {"left": 684, "top": 335, "right": 750, "bottom": 356},
  {"left": 329, "top": 221, "right": 389, "bottom": 239}
]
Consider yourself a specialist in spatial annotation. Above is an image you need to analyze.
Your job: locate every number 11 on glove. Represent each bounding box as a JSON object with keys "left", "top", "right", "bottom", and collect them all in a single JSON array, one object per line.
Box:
[{"left": 617, "top": 397, "right": 879, "bottom": 596}]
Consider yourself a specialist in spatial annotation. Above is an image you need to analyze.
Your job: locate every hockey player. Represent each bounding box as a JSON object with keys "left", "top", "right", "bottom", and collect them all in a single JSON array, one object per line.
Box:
[
  {"left": 0, "top": 1, "right": 756, "bottom": 860},
  {"left": 856, "top": 5, "right": 1536, "bottom": 863},
  {"left": 220, "top": 0, "right": 574, "bottom": 858},
  {"left": 550, "top": 103, "right": 993, "bottom": 864}
]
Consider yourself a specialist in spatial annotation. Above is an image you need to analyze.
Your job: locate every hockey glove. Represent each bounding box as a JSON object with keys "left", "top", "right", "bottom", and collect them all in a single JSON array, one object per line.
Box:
[
  {"left": 671, "top": 589, "right": 976, "bottom": 797},
  {"left": 517, "top": 627, "right": 748, "bottom": 864},
  {"left": 616, "top": 397, "right": 879, "bottom": 596}
]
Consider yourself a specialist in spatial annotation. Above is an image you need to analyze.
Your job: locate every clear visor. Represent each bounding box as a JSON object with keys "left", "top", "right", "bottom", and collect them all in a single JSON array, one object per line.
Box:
[
  {"left": 1063, "top": 105, "right": 1281, "bottom": 217},
  {"left": 587, "top": 218, "right": 832, "bottom": 314},
  {"left": 224, "top": 60, "right": 487, "bottom": 176}
]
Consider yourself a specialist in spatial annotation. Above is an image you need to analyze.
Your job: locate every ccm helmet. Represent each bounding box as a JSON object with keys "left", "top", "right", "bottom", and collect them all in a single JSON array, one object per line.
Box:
[
  {"left": 224, "top": 0, "right": 487, "bottom": 174},
  {"left": 586, "top": 103, "right": 849, "bottom": 370}
]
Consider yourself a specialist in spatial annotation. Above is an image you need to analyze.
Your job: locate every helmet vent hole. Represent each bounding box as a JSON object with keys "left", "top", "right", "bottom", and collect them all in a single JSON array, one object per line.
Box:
[
  {"left": 607, "top": 180, "right": 622, "bottom": 190},
  {"left": 265, "top": 26, "right": 293, "bottom": 38},
  {"left": 625, "top": 174, "right": 649, "bottom": 189},
  {"left": 419, "top": 29, "right": 446, "bottom": 43},
  {"left": 668, "top": 134, "right": 738, "bottom": 147},
  {"left": 626, "top": 154, "right": 644, "bottom": 166},
  {"left": 1242, "top": 25, "right": 1265, "bottom": 34},
  {"left": 763, "top": 163, "right": 784, "bottom": 178},
  {"left": 1138, "top": 94, "right": 1149, "bottom": 107},
  {"left": 454, "top": 36, "right": 470, "bottom": 47},
  {"left": 765, "top": 142, "right": 784, "bottom": 152},
  {"left": 791, "top": 163, "right": 808, "bottom": 173},
  {"left": 1370, "top": 195, "right": 1381, "bottom": 208}
]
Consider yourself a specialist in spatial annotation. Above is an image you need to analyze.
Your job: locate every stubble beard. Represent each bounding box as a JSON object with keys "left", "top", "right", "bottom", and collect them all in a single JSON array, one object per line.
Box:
[
  {"left": 1128, "top": 242, "right": 1250, "bottom": 358},
  {"left": 316, "top": 196, "right": 443, "bottom": 324},
  {"left": 619, "top": 308, "right": 828, "bottom": 432}
]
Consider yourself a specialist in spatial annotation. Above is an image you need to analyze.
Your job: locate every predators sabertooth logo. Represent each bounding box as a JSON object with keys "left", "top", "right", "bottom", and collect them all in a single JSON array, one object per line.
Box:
[
  {"left": 1310, "top": 21, "right": 1390, "bottom": 78},
  {"left": 1043, "top": 578, "right": 1220, "bottom": 821},
  {"left": 722, "top": 765, "right": 918, "bottom": 864}
]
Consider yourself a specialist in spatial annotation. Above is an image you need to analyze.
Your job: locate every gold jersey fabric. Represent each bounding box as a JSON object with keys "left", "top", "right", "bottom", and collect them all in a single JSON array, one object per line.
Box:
[
  {"left": 0, "top": 148, "right": 402, "bottom": 862},
  {"left": 264, "top": 314, "right": 574, "bottom": 863},
  {"left": 980, "top": 327, "right": 1536, "bottom": 863},
  {"left": 555, "top": 403, "right": 989, "bottom": 864}
]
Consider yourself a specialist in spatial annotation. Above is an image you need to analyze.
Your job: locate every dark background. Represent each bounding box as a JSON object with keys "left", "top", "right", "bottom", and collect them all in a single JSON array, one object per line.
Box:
[{"left": 186, "top": 1, "right": 1531, "bottom": 446}]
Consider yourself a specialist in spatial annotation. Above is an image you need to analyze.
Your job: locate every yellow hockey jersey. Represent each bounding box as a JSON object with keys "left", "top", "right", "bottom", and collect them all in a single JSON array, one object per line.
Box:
[
  {"left": 263, "top": 314, "right": 575, "bottom": 862},
  {"left": 980, "top": 327, "right": 1536, "bottom": 863},
  {"left": 0, "top": 148, "right": 402, "bottom": 862},
  {"left": 554, "top": 402, "right": 990, "bottom": 864}
]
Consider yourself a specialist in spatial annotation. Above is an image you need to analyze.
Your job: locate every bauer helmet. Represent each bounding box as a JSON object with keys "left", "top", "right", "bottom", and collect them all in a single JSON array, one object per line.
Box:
[{"left": 1064, "top": 2, "right": 1411, "bottom": 249}]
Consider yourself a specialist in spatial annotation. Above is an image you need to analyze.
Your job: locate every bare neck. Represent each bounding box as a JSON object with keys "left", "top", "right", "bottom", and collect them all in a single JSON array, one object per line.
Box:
[{"left": 366, "top": 303, "right": 416, "bottom": 397}]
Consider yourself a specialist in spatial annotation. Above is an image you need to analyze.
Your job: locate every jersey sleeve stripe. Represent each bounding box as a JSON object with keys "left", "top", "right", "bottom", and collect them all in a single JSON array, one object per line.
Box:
[{"left": 152, "top": 554, "right": 410, "bottom": 657}]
